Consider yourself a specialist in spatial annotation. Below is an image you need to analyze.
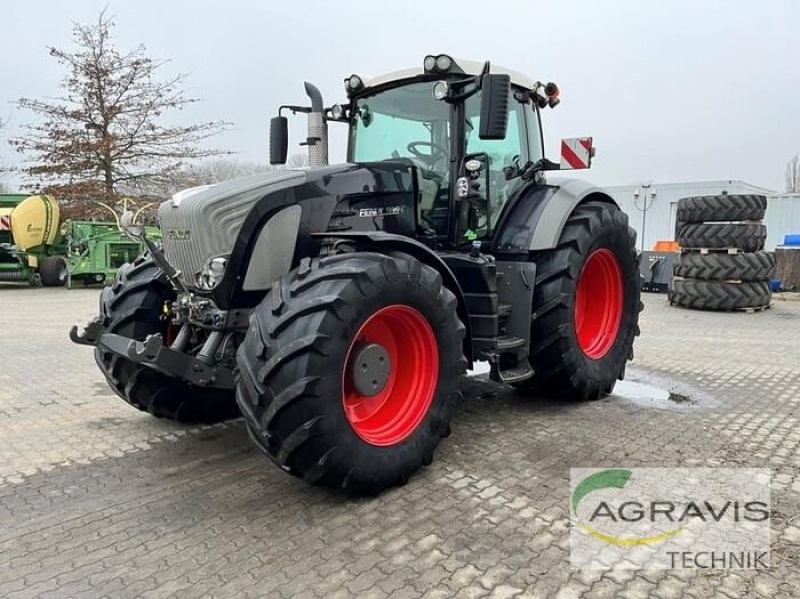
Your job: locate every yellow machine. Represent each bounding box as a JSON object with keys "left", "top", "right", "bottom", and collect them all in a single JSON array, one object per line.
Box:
[
  {"left": 0, "top": 194, "right": 67, "bottom": 285},
  {"left": 10, "top": 195, "right": 61, "bottom": 250}
]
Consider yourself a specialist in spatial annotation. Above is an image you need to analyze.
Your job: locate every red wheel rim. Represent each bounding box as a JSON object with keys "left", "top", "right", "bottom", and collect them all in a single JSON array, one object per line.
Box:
[
  {"left": 574, "top": 249, "right": 624, "bottom": 359},
  {"left": 342, "top": 305, "right": 439, "bottom": 446}
]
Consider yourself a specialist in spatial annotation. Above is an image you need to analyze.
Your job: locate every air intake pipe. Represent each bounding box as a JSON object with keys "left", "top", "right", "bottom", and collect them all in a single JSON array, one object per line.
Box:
[{"left": 304, "top": 82, "right": 328, "bottom": 167}]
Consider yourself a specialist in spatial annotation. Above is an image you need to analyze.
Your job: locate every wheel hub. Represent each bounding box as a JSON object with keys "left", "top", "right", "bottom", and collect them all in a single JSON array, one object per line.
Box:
[
  {"left": 351, "top": 342, "right": 391, "bottom": 396},
  {"left": 342, "top": 304, "right": 439, "bottom": 447}
]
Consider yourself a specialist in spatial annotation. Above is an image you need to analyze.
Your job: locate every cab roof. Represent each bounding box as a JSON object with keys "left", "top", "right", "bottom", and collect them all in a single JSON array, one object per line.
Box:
[{"left": 357, "top": 57, "right": 537, "bottom": 92}]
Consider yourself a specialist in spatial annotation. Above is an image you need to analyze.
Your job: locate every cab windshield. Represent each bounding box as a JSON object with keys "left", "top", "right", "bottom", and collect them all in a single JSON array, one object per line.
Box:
[
  {"left": 349, "top": 80, "right": 541, "bottom": 238},
  {"left": 351, "top": 82, "right": 450, "bottom": 178},
  {"left": 351, "top": 82, "right": 451, "bottom": 225}
]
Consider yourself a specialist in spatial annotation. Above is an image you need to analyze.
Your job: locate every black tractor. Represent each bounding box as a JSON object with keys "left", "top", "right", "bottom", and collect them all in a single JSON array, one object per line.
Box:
[{"left": 72, "top": 55, "right": 641, "bottom": 494}]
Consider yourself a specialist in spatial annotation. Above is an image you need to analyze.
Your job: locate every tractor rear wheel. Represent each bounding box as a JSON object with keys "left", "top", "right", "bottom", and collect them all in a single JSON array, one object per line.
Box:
[
  {"left": 40, "top": 256, "right": 67, "bottom": 287},
  {"left": 516, "top": 202, "right": 641, "bottom": 400},
  {"left": 94, "top": 254, "right": 239, "bottom": 423},
  {"left": 236, "top": 251, "right": 466, "bottom": 494}
]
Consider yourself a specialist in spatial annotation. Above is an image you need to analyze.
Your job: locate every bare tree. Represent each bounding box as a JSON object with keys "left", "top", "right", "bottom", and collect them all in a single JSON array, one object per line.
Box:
[
  {"left": 128, "top": 158, "right": 271, "bottom": 198},
  {"left": 9, "top": 9, "right": 230, "bottom": 218},
  {"left": 786, "top": 155, "right": 800, "bottom": 193}
]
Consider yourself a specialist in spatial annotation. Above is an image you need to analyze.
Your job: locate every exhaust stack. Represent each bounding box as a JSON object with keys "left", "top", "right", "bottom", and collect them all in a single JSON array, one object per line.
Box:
[{"left": 303, "top": 82, "right": 328, "bottom": 167}]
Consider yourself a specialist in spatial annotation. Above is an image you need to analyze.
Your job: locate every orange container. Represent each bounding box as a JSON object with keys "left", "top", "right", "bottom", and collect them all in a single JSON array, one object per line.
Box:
[{"left": 652, "top": 240, "right": 679, "bottom": 252}]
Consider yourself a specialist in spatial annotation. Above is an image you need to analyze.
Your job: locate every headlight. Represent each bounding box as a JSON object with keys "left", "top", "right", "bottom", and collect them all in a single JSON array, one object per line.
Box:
[
  {"left": 432, "top": 81, "right": 449, "bottom": 100},
  {"left": 195, "top": 254, "right": 229, "bottom": 290},
  {"left": 331, "top": 103, "right": 345, "bottom": 120}
]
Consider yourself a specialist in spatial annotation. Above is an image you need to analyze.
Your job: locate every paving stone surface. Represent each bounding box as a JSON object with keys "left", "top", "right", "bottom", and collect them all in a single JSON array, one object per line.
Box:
[{"left": 1, "top": 285, "right": 799, "bottom": 598}]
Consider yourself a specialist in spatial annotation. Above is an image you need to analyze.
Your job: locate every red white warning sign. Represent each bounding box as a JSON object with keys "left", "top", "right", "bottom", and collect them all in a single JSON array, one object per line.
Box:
[
  {"left": 560, "top": 137, "right": 593, "bottom": 170},
  {"left": 0, "top": 215, "right": 11, "bottom": 231}
]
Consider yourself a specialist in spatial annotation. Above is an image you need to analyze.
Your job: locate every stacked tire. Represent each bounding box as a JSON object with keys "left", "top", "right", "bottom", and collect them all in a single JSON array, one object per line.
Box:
[{"left": 669, "top": 194, "right": 775, "bottom": 311}]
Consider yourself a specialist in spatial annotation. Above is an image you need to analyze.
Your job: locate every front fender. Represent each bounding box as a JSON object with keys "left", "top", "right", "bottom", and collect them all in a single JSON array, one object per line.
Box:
[{"left": 314, "top": 232, "right": 473, "bottom": 365}]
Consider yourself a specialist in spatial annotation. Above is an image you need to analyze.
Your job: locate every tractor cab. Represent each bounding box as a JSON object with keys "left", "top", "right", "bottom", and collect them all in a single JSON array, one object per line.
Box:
[{"left": 271, "top": 55, "right": 588, "bottom": 249}]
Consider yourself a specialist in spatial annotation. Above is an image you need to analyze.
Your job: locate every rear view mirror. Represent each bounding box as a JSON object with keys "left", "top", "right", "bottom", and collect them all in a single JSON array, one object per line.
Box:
[
  {"left": 270, "top": 116, "right": 288, "bottom": 165},
  {"left": 478, "top": 74, "right": 510, "bottom": 140},
  {"left": 559, "top": 137, "right": 594, "bottom": 170}
]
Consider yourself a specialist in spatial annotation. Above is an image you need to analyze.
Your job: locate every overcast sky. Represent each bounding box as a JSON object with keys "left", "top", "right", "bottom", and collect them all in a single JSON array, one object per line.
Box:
[{"left": 2, "top": 0, "right": 797, "bottom": 191}]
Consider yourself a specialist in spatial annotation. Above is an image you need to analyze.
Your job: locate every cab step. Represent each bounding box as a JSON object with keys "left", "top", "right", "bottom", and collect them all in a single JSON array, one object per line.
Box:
[
  {"left": 491, "top": 362, "right": 535, "bottom": 384},
  {"left": 496, "top": 335, "right": 525, "bottom": 350}
]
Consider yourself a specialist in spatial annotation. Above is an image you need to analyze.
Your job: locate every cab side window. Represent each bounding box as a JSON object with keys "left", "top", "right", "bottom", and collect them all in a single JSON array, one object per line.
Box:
[{"left": 465, "top": 95, "right": 528, "bottom": 226}]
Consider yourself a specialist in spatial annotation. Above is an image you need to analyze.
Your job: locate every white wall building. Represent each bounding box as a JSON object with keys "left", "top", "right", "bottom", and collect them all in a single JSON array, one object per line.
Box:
[{"left": 605, "top": 180, "right": 800, "bottom": 251}]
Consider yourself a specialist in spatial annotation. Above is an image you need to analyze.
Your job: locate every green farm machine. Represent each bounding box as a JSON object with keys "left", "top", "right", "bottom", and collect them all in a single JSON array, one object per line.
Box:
[
  {"left": 66, "top": 219, "right": 161, "bottom": 287},
  {"left": 0, "top": 193, "right": 157, "bottom": 287}
]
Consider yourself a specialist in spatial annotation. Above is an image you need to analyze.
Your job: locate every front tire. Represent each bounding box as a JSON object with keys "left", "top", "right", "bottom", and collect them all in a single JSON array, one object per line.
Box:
[
  {"left": 236, "top": 251, "right": 467, "bottom": 494},
  {"left": 516, "top": 202, "right": 642, "bottom": 400},
  {"left": 95, "top": 255, "right": 239, "bottom": 423}
]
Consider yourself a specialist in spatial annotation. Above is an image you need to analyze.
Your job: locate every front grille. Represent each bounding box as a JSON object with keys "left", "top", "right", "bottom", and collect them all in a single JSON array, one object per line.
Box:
[{"left": 158, "top": 171, "right": 306, "bottom": 284}]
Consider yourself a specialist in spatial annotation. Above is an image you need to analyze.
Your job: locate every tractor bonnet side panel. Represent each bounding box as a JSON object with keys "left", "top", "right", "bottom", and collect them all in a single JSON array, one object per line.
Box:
[{"left": 158, "top": 170, "right": 308, "bottom": 284}]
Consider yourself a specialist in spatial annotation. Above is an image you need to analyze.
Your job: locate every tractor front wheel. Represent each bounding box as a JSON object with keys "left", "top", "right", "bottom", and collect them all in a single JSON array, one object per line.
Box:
[
  {"left": 516, "top": 201, "right": 642, "bottom": 400},
  {"left": 95, "top": 254, "right": 239, "bottom": 423},
  {"left": 236, "top": 251, "right": 467, "bottom": 494}
]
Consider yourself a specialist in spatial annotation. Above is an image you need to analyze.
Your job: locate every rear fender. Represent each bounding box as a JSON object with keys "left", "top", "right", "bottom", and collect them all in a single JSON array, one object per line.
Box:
[
  {"left": 314, "top": 232, "right": 473, "bottom": 365},
  {"left": 493, "top": 178, "right": 618, "bottom": 252}
]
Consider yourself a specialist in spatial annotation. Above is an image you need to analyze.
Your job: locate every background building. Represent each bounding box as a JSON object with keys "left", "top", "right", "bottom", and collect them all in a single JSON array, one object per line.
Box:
[{"left": 606, "top": 180, "right": 800, "bottom": 251}]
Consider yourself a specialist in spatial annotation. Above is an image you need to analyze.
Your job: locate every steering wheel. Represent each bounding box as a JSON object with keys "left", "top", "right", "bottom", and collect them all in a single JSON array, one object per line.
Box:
[{"left": 407, "top": 141, "right": 447, "bottom": 162}]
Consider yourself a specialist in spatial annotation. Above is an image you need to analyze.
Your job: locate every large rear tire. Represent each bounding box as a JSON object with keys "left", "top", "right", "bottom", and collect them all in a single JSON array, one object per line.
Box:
[
  {"left": 677, "top": 223, "right": 766, "bottom": 252},
  {"left": 94, "top": 254, "right": 239, "bottom": 423},
  {"left": 676, "top": 194, "right": 767, "bottom": 223},
  {"left": 236, "top": 251, "right": 467, "bottom": 494},
  {"left": 669, "top": 279, "right": 771, "bottom": 311},
  {"left": 515, "top": 202, "right": 641, "bottom": 400},
  {"left": 673, "top": 252, "right": 776, "bottom": 282}
]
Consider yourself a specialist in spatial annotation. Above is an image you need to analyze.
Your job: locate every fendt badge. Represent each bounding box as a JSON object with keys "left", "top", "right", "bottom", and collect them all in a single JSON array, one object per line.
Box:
[
  {"left": 358, "top": 206, "right": 405, "bottom": 218},
  {"left": 166, "top": 229, "right": 191, "bottom": 240}
]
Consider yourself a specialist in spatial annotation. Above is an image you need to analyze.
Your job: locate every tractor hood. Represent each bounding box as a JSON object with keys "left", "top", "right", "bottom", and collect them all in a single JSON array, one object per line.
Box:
[
  {"left": 158, "top": 170, "right": 307, "bottom": 284},
  {"left": 157, "top": 161, "right": 419, "bottom": 308}
]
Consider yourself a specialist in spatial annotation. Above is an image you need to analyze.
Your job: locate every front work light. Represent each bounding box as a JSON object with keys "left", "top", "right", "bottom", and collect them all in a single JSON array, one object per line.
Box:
[
  {"left": 424, "top": 54, "right": 457, "bottom": 73},
  {"left": 344, "top": 74, "right": 365, "bottom": 95},
  {"left": 435, "top": 55, "right": 452, "bottom": 71},
  {"left": 432, "top": 81, "right": 449, "bottom": 100}
]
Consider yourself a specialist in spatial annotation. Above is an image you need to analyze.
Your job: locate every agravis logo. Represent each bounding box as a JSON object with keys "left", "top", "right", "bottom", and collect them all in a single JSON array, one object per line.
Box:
[
  {"left": 569, "top": 468, "right": 771, "bottom": 569},
  {"left": 571, "top": 469, "right": 683, "bottom": 547}
]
